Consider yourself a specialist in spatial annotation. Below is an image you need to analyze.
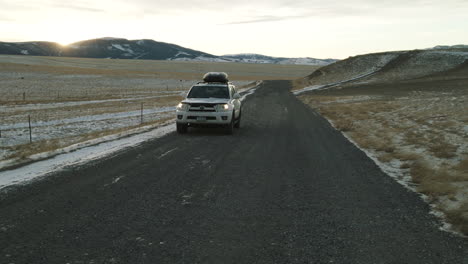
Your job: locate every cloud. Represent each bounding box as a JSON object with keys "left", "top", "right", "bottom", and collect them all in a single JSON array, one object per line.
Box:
[
  {"left": 0, "top": 17, "right": 13, "bottom": 22},
  {"left": 223, "top": 14, "right": 309, "bottom": 25},
  {"left": 51, "top": 3, "right": 104, "bottom": 12},
  {"left": 0, "top": 0, "right": 105, "bottom": 13}
]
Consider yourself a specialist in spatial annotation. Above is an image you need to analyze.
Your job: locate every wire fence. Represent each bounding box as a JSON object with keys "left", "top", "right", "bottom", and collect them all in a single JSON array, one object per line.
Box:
[{"left": 0, "top": 98, "right": 178, "bottom": 153}]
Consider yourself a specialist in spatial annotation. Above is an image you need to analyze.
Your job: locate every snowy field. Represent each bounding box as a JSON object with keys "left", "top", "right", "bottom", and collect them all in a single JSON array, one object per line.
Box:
[{"left": 0, "top": 55, "right": 282, "bottom": 169}]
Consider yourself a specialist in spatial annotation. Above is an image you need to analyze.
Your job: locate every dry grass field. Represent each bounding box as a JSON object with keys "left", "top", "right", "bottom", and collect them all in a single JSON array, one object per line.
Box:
[
  {"left": 0, "top": 55, "right": 318, "bottom": 169},
  {"left": 0, "top": 55, "right": 319, "bottom": 81},
  {"left": 298, "top": 77, "right": 468, "bottom": 235}
]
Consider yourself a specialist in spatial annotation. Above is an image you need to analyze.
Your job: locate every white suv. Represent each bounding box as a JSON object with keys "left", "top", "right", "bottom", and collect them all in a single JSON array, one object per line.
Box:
[{"left": 176, "top": 73, "right": 242, "bottom": 134}]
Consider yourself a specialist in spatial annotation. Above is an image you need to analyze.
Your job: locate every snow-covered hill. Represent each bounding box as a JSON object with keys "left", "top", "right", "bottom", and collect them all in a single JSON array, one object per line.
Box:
[
  {"left": 220, "top": 53, "right": 337, "bottom": 65},
  {"left": 0, "top": 38, "right": 336, "bottom": 65}
]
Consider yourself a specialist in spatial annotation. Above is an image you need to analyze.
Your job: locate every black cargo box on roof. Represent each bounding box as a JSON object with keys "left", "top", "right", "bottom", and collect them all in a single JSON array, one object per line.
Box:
[{"left": 203, "top": 72, "right": 229, "bottom": 83}]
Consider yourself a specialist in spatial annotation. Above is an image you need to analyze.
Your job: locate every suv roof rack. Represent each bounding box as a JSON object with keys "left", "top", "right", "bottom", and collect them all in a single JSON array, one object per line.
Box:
[{"left": 203, "top": 72, "right": 229, "bottom": 83}]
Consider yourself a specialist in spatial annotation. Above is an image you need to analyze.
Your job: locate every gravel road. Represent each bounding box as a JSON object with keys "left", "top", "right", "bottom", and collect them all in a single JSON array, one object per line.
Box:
[{"left": 1, "top": 81, "right": 467, "bottom": 264}]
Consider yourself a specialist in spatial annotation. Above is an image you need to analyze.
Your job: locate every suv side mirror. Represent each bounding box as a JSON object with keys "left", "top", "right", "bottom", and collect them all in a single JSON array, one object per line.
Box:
[{"left": 233, "top": 93, "right": 241, "bottom": 99}]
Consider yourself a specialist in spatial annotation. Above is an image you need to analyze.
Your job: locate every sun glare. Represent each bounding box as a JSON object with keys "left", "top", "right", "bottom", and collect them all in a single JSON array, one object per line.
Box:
[{"left": 53, "top": 36, "right": 81, "bottom": 46}]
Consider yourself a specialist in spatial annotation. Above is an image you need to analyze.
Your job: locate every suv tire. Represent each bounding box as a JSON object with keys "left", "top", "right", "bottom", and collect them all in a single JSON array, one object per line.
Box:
[
  {"left": 177, "top": 123, "right": 188, "bottom": 134},
  {"left": 226, "top": 115, "right": 234, "bottom": 135},
  {"left": 234, "top": 110, "right": 241, "bottom": 128}
]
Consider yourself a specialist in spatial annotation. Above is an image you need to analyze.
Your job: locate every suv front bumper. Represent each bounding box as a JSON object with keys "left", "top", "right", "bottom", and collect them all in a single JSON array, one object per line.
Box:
[{"left": 176, "top": 110, "right": 233, "bottom": 125}]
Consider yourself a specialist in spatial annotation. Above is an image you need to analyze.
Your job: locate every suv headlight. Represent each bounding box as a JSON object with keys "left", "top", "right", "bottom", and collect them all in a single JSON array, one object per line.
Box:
[
  {"left": 176, "top": 103, "right": 189, "bottom": 111},
  {"left": 216, "top": 104, "right": 230, "bottom": 112}
]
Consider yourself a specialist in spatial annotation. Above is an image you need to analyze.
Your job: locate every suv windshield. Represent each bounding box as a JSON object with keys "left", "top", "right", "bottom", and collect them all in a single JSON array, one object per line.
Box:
[{"left": 187, "top": 85, "right": 230, "bottom": 99}]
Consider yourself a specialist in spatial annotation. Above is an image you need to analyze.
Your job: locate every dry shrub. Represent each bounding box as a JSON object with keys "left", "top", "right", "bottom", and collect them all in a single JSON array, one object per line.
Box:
[
  {"left": 445, "top": 204, "right": 468, "bottom": 235},
  {"left": 348, "top": 131, "right": 372, "bottom": 149},
  {"left": 378, "top": 153, "right": 393, "bottom": 163},
  {"left": 334, "top": 120, "right": 354, "bottom": 132},
  {"left": 454, "top": 158, "right": 468, "bottom": 173},
  {"left": 400, "top": 163, "right": 411, "bottom": 169},
  {"left": 410, "top": 160, "right": 460, "bottom": 198},
  {"left": 428, "top": 141, "right": 458, "bottom": 159},
  {"left": 393, "top": 151, "right": 421, "bottom": 161},
  {"left": 292, "top": 78, "right": 310, "bottom": 91},
  {"left": 404, "top": 130, "right": 425, "bottom": 146},
  {"left": 434, "top": 120, "right": 457, "bottom": 129},
  {"left": 409, "top": 160, "right": 433, "bottom": 184},
  {"left": 320, "top": 110, "right": 339, "bottom": 120},
  {"left": 417, "top": 181, "right": 455, "bottom": 199},
  {"left": 374, "top": 142, "right": 395, "bottom": 153}
]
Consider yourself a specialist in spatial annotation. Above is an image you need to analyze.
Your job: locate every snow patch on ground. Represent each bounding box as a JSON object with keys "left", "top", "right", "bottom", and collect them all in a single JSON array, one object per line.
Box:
[
  {"left": 111, "top": 44, "right": 134, "bottom": 54},
  {"left": 175, "top": 51, "right": 191, "bottom": 57},
  {"left": 170, "top": 56, "right": 230, "bottom": 63},
  {"left": 293, "top": 71, "right": 379, "bottom": 95},
  {"left": 293, "top": 85, "right": 325, "bottom": 95},
  {"left": 239, "top": 81, "right": 262, "bottom": 101}
]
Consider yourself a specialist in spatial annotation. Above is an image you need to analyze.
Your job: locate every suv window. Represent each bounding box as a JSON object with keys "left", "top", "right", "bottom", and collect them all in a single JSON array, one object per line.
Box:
[{"left": 187, "top": 85, "right": 230, "bottom": 99}]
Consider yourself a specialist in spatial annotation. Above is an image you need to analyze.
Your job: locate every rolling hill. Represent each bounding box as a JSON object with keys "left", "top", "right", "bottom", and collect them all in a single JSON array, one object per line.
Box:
[
  {"left": 295, "top": 47, "right": 468, "bottom": 90},
  {"left": 0, "top": 38, "right": 336, "bottom": 65}
]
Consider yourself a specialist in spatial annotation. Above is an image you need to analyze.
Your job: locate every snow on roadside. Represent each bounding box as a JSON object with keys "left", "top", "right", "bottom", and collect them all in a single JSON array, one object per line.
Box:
[
  {"left": 293, "top": 71, "right": 379, "bottom": 95},
  {"left": 0, "top": 122, "right": 175, "bottom": 190},
  {"left": 292, "top": 85, "right": 326, "bottom": 95},
  {"left": 239, "top": 81, "right": 262, "bottom": 101}
]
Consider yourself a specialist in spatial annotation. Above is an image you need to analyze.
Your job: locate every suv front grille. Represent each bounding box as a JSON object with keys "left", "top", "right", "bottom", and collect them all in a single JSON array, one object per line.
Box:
[
  {"left": 188, "top": 103, "right": 216, "bottom": 112},
  {"left": 190, "top": 103, "right": 215, "bottom": 107}
]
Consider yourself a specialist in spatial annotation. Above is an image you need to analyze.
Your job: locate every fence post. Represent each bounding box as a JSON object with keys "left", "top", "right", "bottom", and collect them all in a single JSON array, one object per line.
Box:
[
  {"left": 23, "top": 92, "right": 26, "bottom": 101},
  {"left": 140, "top": 103, "right": 144, "bottom": 124},
  {"left": 28, "top": 115, "right": 32, "bottom": 143}
]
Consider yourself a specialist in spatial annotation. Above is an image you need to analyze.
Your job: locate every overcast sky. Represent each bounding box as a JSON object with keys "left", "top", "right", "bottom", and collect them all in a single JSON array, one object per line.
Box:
[{"left": 1, "top": 0, "right": 467, "bottom": 58}]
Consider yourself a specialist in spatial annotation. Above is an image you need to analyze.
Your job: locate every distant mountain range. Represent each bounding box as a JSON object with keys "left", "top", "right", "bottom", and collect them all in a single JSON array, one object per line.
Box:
[
  {"left": 0, "top": 37, "right": 337, "bottom": 66},
  {"left": 219, "top": 54, "right": 336, "bottom": 65}
]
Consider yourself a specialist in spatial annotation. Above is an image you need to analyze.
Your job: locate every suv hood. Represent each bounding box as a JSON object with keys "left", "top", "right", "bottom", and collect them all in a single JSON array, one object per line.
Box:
[{"left": 182, "top": 98, "right": 230, "bottom": 104}]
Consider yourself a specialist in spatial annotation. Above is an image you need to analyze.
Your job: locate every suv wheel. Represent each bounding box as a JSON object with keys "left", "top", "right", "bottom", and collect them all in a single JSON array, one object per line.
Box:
[
  {"left": 234, "top": 110, "right": 241, "bottom": 128},
  {"left": 225, "top": 115, "right": 234, "bottom": 135},
  {"left": 177, "top": 123, "right": 188, "bottom": 134}
]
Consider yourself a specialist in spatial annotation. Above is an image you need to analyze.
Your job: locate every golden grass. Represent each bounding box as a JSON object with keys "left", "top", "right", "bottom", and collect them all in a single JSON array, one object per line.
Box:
[
  {"left": 2, "top": 95, "right": 183, "bottom": 121},
  {"left": 393, "top": 151, "right": 420, "bottom": 161},
  {"left": 428, "top": 138, "right": 458, "bottom": 159},
  {"left": 0, "top": 55, "right": 319, "bottom": 80},
  {"left": 446, "top": 204, "right": 468, "bottom": 235},
  {"left": 334, "top": 120, "right": 354, "bottom": 132},
  {"left": 454, "top": 158, "right": 468, "bottom": 172}
]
